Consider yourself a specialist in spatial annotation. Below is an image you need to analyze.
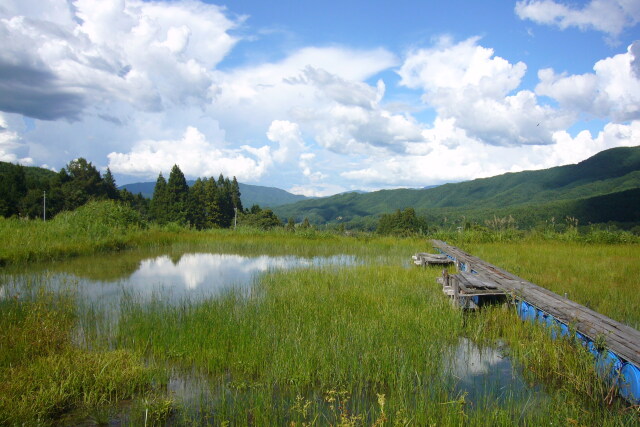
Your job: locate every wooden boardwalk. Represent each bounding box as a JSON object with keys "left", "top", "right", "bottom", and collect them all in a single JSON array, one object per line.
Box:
[
  {"left": 431, "top": 240, "right": 640, "bottom": 370},
  {"left": 412, "top": 252, "right": 454, "bottom": 267}
]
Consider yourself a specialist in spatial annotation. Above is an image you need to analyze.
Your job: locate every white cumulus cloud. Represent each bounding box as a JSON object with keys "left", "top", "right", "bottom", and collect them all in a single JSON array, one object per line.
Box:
[
  {"left": 107, "top": 126, "right": 271, "bottom": 181},
  {"left": 0, "top": 0, "right": 241, "bottom": 120},
  {"left": 288, "top": 66, "right": 425, "bottom": 153},
  {"left": 515, "top": 0, "right": 640, "bottom": 37},
  {"left": 536, "top": 41, "right": 640, "bottom": 121},
  {"left": 398, "top": 36, "right": 571, "bottom": 146},
  {"left": 340, "top": 120, "right": 640, "bottom": 188},
  {"left": 266, "top": 120, "right": 306, "bottom": 164},
  {"left": 0, "top": 112, "right": 32, "bottom": 164}
]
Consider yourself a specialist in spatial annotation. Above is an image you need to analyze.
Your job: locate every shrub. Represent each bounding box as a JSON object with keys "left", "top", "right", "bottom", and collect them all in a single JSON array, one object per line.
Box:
[{"left": 53, "top": 200, "right": 146, "bottom": 239}]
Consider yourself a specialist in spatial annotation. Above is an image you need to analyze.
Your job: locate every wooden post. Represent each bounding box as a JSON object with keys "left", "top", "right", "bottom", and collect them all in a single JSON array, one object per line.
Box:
[
  {"left": 453, "top": 276, "right": 459, "bottom": 302},
  {"left": 442, "top": 269, "right": 449, "bottom": 288}
]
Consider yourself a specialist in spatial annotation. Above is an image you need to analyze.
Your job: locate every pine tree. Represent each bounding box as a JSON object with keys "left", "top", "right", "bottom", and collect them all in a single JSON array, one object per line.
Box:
[
  {"left": 0, "top": 163, "right": 27, "bottom": 217},
  {"left": 204, "top": 177, "right": 222, "bottom": 228},
  {"left": 60, "top": 158, "right": 104, "bottom": 210},
  {"left": 102, "top": 167, "right": 119, "bottom": 200},
  {"left": 188, "top": 178, "right": 207, "bottom": 229},
  {"left": 215, "top": 174, "right": 234, "bottom": 227},
  {"left": 231, "top": 176, "right": 243, "bottom": 213},
  {"left": 150, "top": 173, "right": 168, "bottom": 224},
  {"left": 166, "top": 164, "right": 189, "bottom": 224}
]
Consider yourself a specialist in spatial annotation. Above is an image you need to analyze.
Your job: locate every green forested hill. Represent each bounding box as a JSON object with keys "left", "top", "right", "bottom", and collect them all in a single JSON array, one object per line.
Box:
[{"left": 272, "top": 146, "right": 640, "bottom": 228}]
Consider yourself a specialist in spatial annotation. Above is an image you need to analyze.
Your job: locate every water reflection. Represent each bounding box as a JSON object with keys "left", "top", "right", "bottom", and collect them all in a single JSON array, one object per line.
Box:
[
  {"left": 1, "top": 253, "right": 358, "bottom": 305},
  {"left": 446, "top": 338, "right": 548, "bottom": 408},
  {"left": 127, "top": 253, "right": 356, "bottom": 297}
]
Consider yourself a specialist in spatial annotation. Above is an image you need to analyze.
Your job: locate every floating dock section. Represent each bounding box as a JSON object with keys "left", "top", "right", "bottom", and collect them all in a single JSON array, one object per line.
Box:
[{"left": 429, "top": 239, "right": 640, "bottom": 405}]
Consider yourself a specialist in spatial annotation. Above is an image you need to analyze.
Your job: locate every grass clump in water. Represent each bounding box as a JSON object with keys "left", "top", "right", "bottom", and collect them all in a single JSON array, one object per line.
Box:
[{"left": 0, "top": 291, "right": 163, "bottom": 425}]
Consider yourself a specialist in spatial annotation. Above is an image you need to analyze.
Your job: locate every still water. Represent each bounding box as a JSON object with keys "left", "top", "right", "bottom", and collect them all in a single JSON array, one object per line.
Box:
[
  {"left": 1, "top": 251, "right": 359, "bottom": 305},
  {"left": 1, "top": 248, "right": 548, "bottom": 422},
  {"left": 446, "top": 338, "right": 547, "bottom": 409}
]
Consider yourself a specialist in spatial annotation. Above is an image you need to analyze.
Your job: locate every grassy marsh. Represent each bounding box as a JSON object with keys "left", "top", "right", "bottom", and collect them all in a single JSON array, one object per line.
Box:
[
  {"left": 1, "top": 224, "right": 639, "bottom": 424},
  {"left": 110, "top": 260, "right": 637, "bottom": 425}
]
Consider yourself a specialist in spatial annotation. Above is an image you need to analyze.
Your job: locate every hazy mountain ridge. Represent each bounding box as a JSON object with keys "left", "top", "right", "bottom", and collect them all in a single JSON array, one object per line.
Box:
[{"left": 120, "top": 180, "right": 308, "bottom": 209}]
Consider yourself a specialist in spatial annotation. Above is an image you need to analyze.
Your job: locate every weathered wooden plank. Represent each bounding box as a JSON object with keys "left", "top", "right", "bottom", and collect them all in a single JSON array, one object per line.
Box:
[
  {"left": 450, "top": 274, "right": 506, "bottom": 297},
  {"left": 506, "top": 284, "right": 640, "bottom": 359},
  {"left": 413, "top": 252, "right": 454, "bottom": 266},
  {"left": 471, "top": 265, "right": 640, "bottom": 357},
  {"left": 495, "top": 276, "right": 640, "bottom": 341},
  {"left": 461, "top": 272, "right": 499, "bottom": 289},
  {"left": 458, "top": 281, "right": 640, "bottom": 363},
  {"left": 465, "top": 265, "right": 640, "bottom": 364},
  {"left": 431, "top": 240, "right": 640, "bottom": 368},
  {"left": 436, "top": 248, "right": 640, "bottom": 361},
  {"left": 441, "top": 246, "right": 640, "bottom": 337}
]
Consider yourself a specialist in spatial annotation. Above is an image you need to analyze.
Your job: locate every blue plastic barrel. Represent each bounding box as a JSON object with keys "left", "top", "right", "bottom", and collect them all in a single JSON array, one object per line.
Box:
[
  {"left": 523, "top": 302, "right": 537, "bottom": 322},
  {"left": 557, "top": 320, "right": 569, "bottom": 337},
  {"left": 517, "top": 300, "right": 526, "bottom": 318},
  {"left": 619, "top": 363, "right": 640, "bottom": 404},
  {"left": 586, "top": 341, "right": 599, "bottom": 358},
  {"left": 575, "top": 331, "right": 589, "bottom": 347},
  {"left": 596, "top": 350, "right": 622, "bottom": 384},
  {"left": 544, "top": 314, "right": 558, "bottom": 339},
  {"left": 536, "top": 309, "right": 547, "bottom": 325}
]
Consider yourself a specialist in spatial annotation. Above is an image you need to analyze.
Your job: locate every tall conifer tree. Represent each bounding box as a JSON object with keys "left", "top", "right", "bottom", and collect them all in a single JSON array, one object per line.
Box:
[
  {"left": 166, "top": 164, "right": 189, "bottom": 224},
  {"left": 215, "top": 174, "right": 234, "bottom": 227},
  {"left": 188, "top": 178, "right": 207, "bottom": 229},
  {"left": 150, "top": 173, "right": 168, "bottom": 224},
  {"left": 102, "top": 167, "right": 119, "bottom": 200},
  {"left": 231, "top": 176, "right": 243, "bottom": 213},
  {"left": 204, "top": 177, "right": 222, "bottom": 228},
  {"left": 0, "top": 163, "right": 26, "bottom": 217}
]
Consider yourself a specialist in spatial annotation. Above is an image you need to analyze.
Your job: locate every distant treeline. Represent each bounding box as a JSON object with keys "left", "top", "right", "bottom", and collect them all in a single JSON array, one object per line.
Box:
[
  {"left": 0, "top": 158, "right": 147, "bottom": 220},
  {"left": 0, "top": 159, "right": 282, "bottom": 230},
  {"left": 147, "top": 165, "right": 280, "bottom": 229}
]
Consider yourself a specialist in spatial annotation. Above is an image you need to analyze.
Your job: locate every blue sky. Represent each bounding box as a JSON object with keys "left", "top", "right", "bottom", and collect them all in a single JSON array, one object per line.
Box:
[{"left": 0, "top": 0, "right": 639, "bottom": 196}]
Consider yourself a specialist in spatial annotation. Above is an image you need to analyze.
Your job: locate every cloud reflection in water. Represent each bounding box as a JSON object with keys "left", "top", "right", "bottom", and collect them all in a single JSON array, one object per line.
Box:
[{"left": 77, "top": 253, "right": 358, "bottom": 304}]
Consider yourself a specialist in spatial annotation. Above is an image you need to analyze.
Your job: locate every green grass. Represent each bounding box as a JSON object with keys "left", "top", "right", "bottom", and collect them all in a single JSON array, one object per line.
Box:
[
  {"left": 0, "top": 199, "right": 426, "bottom": 266},
  {"left": 1, "top": 219, "right": 639, "bottom": 424},
  {"left": 113, "top": 263, "right": 638, "bottom": 425}
]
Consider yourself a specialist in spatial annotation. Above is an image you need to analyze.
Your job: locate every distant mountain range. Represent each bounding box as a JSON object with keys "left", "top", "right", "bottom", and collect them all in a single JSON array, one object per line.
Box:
[
  {"left": 271, "top": 146, "right": 640, "bottom": 229},
  {"left": 120, "top": 180, "right": 308, "bottom": 208},
  {"left": 6, "top": 145, "right": 639, "bottom": 229}
]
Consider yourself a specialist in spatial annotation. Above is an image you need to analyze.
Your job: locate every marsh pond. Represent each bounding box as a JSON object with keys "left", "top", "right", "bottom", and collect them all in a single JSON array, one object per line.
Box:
[{"left": 2, "top": 245, "right": 553, "bottom": 425}]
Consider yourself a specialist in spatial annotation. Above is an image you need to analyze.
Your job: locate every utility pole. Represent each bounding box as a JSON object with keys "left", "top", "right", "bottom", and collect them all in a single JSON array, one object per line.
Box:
[
  {"left": 43, "top": 191, "right": 46, "bottom": 221},
  {"left": 234, "top": 207, "right": 238, "bottom": 230}
]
